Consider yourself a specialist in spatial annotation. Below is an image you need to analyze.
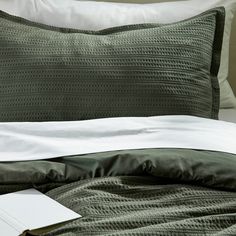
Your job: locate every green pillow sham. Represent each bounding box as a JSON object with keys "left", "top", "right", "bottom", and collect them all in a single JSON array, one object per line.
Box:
[{"left": 0, "top": 8, "right": 224, "bottom": 122}]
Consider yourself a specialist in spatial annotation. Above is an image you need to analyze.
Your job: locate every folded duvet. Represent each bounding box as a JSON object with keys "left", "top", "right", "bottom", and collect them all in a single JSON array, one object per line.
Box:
[{"left": 0, "top": 115, "right": 236, "bottom": 235}]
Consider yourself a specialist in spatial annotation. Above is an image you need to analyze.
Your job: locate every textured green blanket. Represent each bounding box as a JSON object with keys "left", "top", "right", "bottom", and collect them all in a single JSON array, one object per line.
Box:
[
  {"left": 45, "top": 176, "right": 236, "bottom": 236},
  {"left": 1, "top": 149, "right": 236, "bottom": 235}
]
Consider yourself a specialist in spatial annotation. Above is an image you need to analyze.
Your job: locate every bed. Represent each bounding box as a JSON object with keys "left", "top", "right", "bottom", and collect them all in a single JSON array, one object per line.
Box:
[{"left": 0, "top": 0, "right": 236, "bottom": 236}]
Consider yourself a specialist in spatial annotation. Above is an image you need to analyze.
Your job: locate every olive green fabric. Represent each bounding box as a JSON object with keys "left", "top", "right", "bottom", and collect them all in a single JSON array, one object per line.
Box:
[
  {"left": 42, "top": 177, "right": 236, "bottom": 236},
  {"left": 0, "top": 8, "right": 224, "bottom": 121},
  {"left": 1, "top": 148, "right": 236, "bottom": 235},
  {"left": 1, "top": 148, "right": 236, "bottom": 194}
]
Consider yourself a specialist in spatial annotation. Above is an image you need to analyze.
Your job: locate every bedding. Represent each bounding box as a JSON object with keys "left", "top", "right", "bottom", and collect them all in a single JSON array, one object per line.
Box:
[
  {"left": 0, "top": 0, "right": 236, "bottom": 109},
  {"left": 0, "top": 149, "right": 236, "bottom": 235},
  {"left": 0, "top": 9, "right": 224, "bottom": 121},
  {"left": 0, "top": 115, "right": 235, "bottom": 235},
  {"left": 0, "top": 115, "right": 236, "bottom": 162},
  {"left": 0, "top": 2, "right": 236, "bottom": 235}
]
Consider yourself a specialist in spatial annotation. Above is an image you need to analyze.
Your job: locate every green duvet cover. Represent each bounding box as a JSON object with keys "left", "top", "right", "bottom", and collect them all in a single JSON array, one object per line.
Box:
[{"left": 1, "top": 148, "right": 236, "bottom": 235}]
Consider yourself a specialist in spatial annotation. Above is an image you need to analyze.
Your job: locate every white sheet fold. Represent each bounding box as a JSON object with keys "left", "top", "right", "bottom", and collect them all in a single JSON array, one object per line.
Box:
[{"left": 0, "top": 115, "right": 235, "bottom": 162}]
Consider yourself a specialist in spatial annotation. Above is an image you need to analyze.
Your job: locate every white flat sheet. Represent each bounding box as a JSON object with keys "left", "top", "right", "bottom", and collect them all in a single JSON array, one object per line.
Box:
[
  {"left": 0, "top": 115, "right": 235, "bottom": 162},
  {"left": 219, "top": 108, "right": 236, "bottom": 123}
]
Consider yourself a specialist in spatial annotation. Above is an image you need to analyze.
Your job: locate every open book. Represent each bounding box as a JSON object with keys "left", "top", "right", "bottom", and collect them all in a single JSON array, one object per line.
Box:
[{"left": 0, "top": 189, "right": 81, "bottom": 236}]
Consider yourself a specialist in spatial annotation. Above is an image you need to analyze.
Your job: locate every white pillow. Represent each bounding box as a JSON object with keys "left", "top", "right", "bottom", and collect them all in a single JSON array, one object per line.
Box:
[{"left": 0, "top": 0, "right": 236, "bottom": 108}]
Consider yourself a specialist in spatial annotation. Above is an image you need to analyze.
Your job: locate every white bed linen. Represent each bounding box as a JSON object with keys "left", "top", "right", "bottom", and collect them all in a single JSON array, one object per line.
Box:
[
  {"left": 219, "top": 108, "right": 236, "bottom": 123},
  {"left": 0, "top": 115, "right": 235, "bottom": 162}
]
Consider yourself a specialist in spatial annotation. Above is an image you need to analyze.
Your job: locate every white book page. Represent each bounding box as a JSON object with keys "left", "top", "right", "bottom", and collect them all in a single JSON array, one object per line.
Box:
[
  {"left": 0, "top": 216, "right": 20, "bottom": 236},
  {"left": 0, "top": 189, "right": 81, "bottom": 235},
  {"left": 0, "top": 208, "right": 25, "bottom": 234}
]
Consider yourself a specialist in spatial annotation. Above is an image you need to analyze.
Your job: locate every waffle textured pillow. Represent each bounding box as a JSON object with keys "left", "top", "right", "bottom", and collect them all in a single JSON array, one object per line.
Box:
[
  {"left": 0, "top": 0, "right": 235, "bottom": 109},
  {"left": 0, "top": 8, "right": 225, "bottom": 121}
]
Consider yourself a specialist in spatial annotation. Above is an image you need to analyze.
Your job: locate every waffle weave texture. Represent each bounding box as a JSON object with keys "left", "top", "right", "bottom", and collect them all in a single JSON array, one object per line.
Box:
[
  {"left": 43, "top": 176, "right": 236, "bottom": 236},
  {"left": 0, "top": 8, "right": 224, "bottom": 121}
]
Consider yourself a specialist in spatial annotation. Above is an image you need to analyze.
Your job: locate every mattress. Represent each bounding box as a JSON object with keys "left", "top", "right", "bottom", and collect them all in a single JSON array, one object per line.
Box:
[{"left": 219, "top": 108, "right": 236, "bottom": 123}]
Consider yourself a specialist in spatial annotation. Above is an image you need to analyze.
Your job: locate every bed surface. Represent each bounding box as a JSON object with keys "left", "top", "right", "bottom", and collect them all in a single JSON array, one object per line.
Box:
[
  {"left": 3, "top": 148, "right": 236, "bottom": 236},
  {"left": 0, "top": 1, "right": 235, "bottom": 235}
]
